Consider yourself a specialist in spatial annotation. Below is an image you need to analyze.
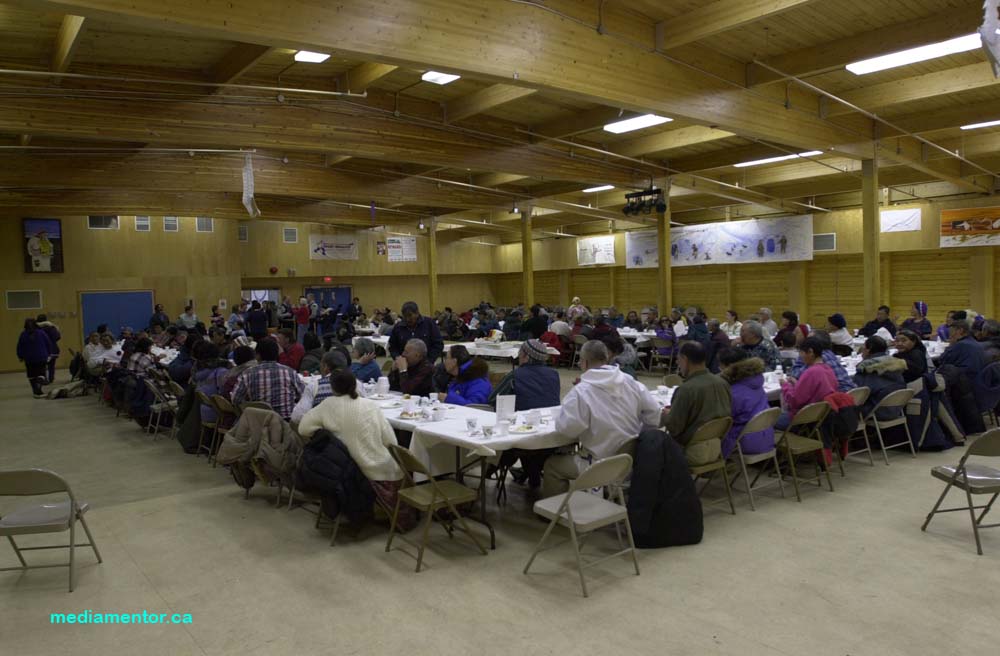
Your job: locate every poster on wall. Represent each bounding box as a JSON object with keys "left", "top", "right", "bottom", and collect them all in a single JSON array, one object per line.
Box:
[
  {"left": 23, "top": 218, "right": 64, "bottom": 273},
  {"left": 880, "top": 207, "right": 921, "bottom": 233},
  {"left": 625, "top": 230, "right": 658, "bottom": 269},
  {"left": 386, "top": 236, "right": 417, "bottom": 262},
  {"left": 376, "top": 241, "right": 387, "bottom": 256},
  {"left": 940, "top": 206, "right": 1000, "bottom": 248},
  {"left": 577, "top": 235, "right": 616, "bottom": 266},
  {"left": 669, "top": 214, "right": 813, "bottom": 268},
  {"left": 308, "top": 233, "right": 359, "bottom": 260}
]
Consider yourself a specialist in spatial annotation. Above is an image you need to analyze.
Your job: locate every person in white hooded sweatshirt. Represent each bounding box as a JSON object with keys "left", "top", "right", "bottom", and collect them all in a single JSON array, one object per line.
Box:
[{"left": 545, "top": 340, "right": 661, "bottom": 497}]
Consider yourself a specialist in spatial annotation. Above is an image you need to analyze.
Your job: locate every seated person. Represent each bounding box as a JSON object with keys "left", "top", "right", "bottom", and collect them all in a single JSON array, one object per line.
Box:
[
  {"left": 662, "top": 342, "right": 732, "bottom": 467},
  {"left": 979, "top": 320, "right": 1000, "bottom": 362},
  {"left": 438, "top": 345, "right": 491, "bottom": 405},
  {"left": 607, "top": 307, "right": 624, "bottom": 328},
  {"left": 789, "top": 330, "right": 855, "bottom": 393},
  {"left": 776, "top": 337, "right": 837, "bottom": 430},
  {"left": 349, "top": 337, "right": 381, "bottom": 383},
  {"left": 548, "top": 312, "right": 572, "bottom": 339},
  {"left": 502, "top": 310, "right": 524, "bottom": 341},
  {"left": 592, "top": 316, "right": 619, "bottom": 342},
  {"left": 622, "top": 310, "right": 644, "bottom": 331},
  {"left": 87, "top": 333, "right": 121, "bottom": 374},
  {"left": 939, "top": 311, "right": 988, "bottom": 383},
  {"left": 276, "top": 328, "right": 305, "bottom": 371},
  {"left": 126, "top": 337, "right": 158, "bottom": 376},
  {"left": 773, "top": 310, "right": 808, "bottom": 347},
  {"left": 936, "top": 310, "right": 955, "bottom": 342},
  {"left": 221, "top": 345, "right": 257, "bottom": 398},
  {"left": 606, "top": 336, "right": 639, "bottom": 379},
  {"left": 893, "top": 329, "right": 930, "bottom": 383},
  {"left": 83, "top": 331, "right": 102, "bottom": 361},
  {"left": 826, "top": 313, "right": 854, "bottom": 348},
  {"left": 852, "top": 335, "right": 907, "bottom": 420},
  {"left": 291, "top": 350, "right": 350, "bottom": 424},
  {"left": 298, "top": 370, "right": 412, "bottom": 528},
  {"left": 231, "top": 338, "right": 304, "bottom": 421},
  {"left": 522, "top": 304, "right": 549, "bottom": 340},
  {"left": 778, "top": 331, "right": 800, "bottom": 370},
  {"left": 192, "top": 341, "right": 232, "bottom": 425},
  {"left": 900, "top": 301, "right": 932, "bottom": 340},
  {"left": 739, "top": 320, "right": 781, "bottom": 371},
  {"left": 387, "top": 338, "right": 434, "bottom": 397},
  {"left": 546, "top": 340, "right": 660, "bottom": 497},
  {"left": 298, "top": 331, "right": 326, "bottom": 374},
  {"left": 488, "top": 340, "right": 561, "bottom": 410},
  {"left": 858, "top": 305, "right": 897, "bottom": 338},
  {"left": 718, "top": 348, "right": 774, "bottom": 459},
  {"left": 489, "top": 340, "right": 562, "bottom": 489},
  {"left": 654, "top": 315, "right": 677, "bottom": 355},
  {"left": 571, "top": 314, "right": 594, "bottom": 339},
  {"left": 721, "top": 310, "right": 742, "bottom": 339},
  {"left": 707, "top": 319, "right": 730, "bottom": 369}
]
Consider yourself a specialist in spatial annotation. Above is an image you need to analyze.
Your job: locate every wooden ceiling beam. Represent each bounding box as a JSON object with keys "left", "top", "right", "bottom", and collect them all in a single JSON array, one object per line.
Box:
[
  {"left": 51, "top": 14, "right": 86, "bottom": 74},
  {"left": 15, "top": 0, "right": 870, "bottom": 153},
  {"left": 891, "top": 100, "right": 1000, "bottom": 134},
  {"left": 336, "top": 61, "right": 398, "bottom": 93},
  {"left": 613, "top": 125, "right": 734, "bottom": 158},
  {"left": 748, "top": 5, "right": 984, "bottom": 86},
  {"left": 0, "top": 94, "right": 649, "bottom": 187},
  {"left": 826, "top": 63, "right": 998, "bottom": 117},
  {"left": 653, "top": 0, "right": 817, "bottom": 50},
  {"left": 446, "top": 84, "right": 537, "bottom": 123},
  {"left": 209, "top": 42, "right": 273, "bottom": 84}
]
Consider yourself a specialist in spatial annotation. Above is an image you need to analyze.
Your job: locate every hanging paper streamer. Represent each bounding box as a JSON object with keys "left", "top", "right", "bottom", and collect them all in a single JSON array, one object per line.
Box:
[{"left": 241, "top": 153, "right": 261, "bottom": 217}]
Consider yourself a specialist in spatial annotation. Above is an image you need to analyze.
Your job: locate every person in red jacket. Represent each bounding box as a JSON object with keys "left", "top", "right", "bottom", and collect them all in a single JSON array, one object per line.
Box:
[
  {"left": 292, "top": 297, "right": 311, "bottom": 344},
  {"left": 276, "top": 328, "right": 305, "bottom": 371}
]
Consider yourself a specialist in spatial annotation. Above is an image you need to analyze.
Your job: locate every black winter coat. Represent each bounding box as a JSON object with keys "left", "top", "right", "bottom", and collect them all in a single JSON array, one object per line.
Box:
[
  {"left": 297, "top": 430, "right": 374, "bottom": 523},
  {"left": 627, "top": 429, "right": 703, "bottom": 548}
]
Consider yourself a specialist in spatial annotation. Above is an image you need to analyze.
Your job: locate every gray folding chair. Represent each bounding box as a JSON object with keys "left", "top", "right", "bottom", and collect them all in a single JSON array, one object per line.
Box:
[
  {"left": 773, "top": 401, "right": 833, "bottom": 502},
  {"left": 0, "top": 469, "right": 102, "bottom": 592},
  {"left": 865, "top": 388, "right": 917, "bottom": 464},
  {"left": 143, "top": 377, "right": 177, "bottom": 440},
  {"left": 730, "top": 407, "right": 784, "bottom": 511},
  {"left": 922, "top": 429, "right": 1000, "bottom": 554},
  {"left": 570, "top": 334, "right": 588, "bottom": 369},
  {"left": 523, "top": 454, "right": 639, "bottom": 597},
  {"left": 687, "top": 416, "right": 736, "bottom": 515},
  {"left": 844, "top": 386, "right": 874, "bottom": 466}
]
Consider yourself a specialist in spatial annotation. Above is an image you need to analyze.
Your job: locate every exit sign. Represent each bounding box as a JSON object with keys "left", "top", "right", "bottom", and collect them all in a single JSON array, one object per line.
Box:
[{"left": 323, "top": 276, "right": 332, "bottom": 282}]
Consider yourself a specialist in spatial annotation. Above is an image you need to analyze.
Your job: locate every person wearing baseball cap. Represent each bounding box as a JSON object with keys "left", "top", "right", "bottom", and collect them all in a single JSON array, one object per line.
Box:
[{"left": 826, "top": 312, "right": 853, "bottom": 347}]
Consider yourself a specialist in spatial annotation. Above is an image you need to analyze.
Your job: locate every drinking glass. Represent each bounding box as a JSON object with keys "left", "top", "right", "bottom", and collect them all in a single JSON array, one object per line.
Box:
[{"left": 466, "top": 417, "right": 478, "bottom": 433}]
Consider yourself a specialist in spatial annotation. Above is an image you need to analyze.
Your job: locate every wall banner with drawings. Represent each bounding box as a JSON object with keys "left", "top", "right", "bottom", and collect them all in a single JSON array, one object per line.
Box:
[{"left": 669, "top": 215, "right": 813, "bottom": 267}]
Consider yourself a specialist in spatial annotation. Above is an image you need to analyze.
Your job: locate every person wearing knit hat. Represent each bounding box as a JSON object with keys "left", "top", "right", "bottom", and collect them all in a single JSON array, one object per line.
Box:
[
  {"left": 900, "top": 301, "right": 932, "bottom": 339},
  {"left": 489, "top": 338, "right": 562, "bottom": 489}
]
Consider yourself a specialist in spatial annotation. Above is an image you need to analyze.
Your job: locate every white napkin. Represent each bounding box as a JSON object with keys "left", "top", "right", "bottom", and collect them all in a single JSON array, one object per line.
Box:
[{"left": 875, "top": 327, "right": 894, "bottom": 342}]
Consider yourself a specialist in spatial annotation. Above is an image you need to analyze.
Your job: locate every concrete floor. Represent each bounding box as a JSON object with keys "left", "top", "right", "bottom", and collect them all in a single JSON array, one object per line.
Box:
[{"left": 1, "top": 366, "right": 998, "bottom": 656}]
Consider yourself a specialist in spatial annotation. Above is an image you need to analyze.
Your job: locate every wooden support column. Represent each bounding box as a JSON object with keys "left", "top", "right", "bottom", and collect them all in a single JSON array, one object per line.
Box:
[
  {"left": 971, "top": 247, "right": 995, "bottom": 319},
  {"left": 862, "top": 158, "right": 881, "bottom": 319},
  {"left": 427, "top": 219, "right": 439, "bottom": 312},
  {"left": 521, "top": 207, "right": 534, "bottom": 307},
  {"left": 724, "top": 206, "right": 733, "bottom": 312},
  {"left": 656, "top": 182, "right": 672, "bottom": 315}
]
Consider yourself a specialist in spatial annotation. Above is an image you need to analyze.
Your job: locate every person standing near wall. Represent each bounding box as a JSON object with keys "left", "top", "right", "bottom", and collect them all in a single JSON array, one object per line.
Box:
[
  {"left": 16, "top": 318, "right": 55, "bottom": 398},
  {"left": 293, "top": 297, "right": 311, "bottom": 344},
  {"left": 35, "top": 313, "right": 61, "bottom": 384}
]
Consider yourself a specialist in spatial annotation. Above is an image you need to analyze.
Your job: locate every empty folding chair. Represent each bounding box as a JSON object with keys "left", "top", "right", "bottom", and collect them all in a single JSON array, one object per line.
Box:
[
  {"left": 865, "top": 388, "right": 918, "bottom": 464},
  {"left": 0, "top": 469, "right": 102, "bottom": 592},
  {"left": 385, "top": 444, "right": 487, "bottom": 572},
  {"left": 523, "top": 454, "right": 639, "bottom": 598},
  {"left": 922, "top": 429, "right": 1000, "bottom": 554},
  {"left": 731, "top": 407, "right": 784, "bottom": 511}
]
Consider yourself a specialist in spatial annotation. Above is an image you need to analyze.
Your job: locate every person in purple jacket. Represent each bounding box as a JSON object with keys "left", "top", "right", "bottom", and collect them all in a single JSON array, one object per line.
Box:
[
  {"left": 717, "top": 348, "right": 774, "bottom": 459},
  {"left": 438, "top": 345, "right": 491, "bottom": 406},
  {"left": 16, "top": 318, "right": 55, "bottom": 398}
]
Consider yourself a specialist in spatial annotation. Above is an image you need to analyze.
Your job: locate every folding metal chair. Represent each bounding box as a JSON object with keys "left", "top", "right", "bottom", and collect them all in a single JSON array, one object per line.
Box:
[
  {"left": 523, "top": 454, "right": 639, "bottom": 598},
  {"left": 570, "top": 335, "right": 588, "bottom": 369},
  {"left": 865, "top": 388, "right": 917, "bottom": 464},
  {"left": 210, "top": 394, "right": 239, "bottom": 467},
  {"left": 686, "top": 416, "right": 736, "bottom": 514},
  {"left": 922, "top": 429, "right": 1000, "bottom": 554},
  {"left": 844, "top": 386, "right": 875, "bottom": 466},
  {"left": 0, "top": 469, "right": 102, "bottom": 592},
  {"left": 773, "top": 401, "right": 833, "bottom": 502},
  {"left": 650, "top": 338, "right": 675, "bottom": 373},
  {"left": 143, "top": 377, "right": 177, "bottom": 440},
  {"left": 730, "top": 407, "right": 784, "bottom": 510},
  {"left": 385, "top": 444, "right": 487, "bottom": 572}
]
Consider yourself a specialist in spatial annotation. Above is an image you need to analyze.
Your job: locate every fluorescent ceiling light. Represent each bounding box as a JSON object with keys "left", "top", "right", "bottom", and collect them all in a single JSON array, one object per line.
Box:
[
  {"left": 960, "top": 119, "right": 1000, "bottom": 130},
  {"left": 733, "top": 151, "right": 823, "bottom": 168},
  {"left": 421, "top": 71, "right": 461, "bottom": 85},
  {"left": 845, "top": 33, "right": 981, "bottom": 75},
  {"left": 603, "top": 114, "right": 672, "bottom": 134},
  {"left": 294, "top": 50, "right": 331, "bottom": 63},
  {"left": 582, "top": 185, "right": 615, "bottom": 193}
]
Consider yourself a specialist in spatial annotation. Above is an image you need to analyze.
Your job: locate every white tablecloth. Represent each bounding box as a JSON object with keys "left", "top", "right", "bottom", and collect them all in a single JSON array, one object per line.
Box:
[
  {"left": 352, "top": 335, "right": 389, "bottom": 350},
  {"left": 619, "top": 330, "right": 657, "bottom": 347},
  {"left": 454, "top": 341, "right": 559, "bottom": 360}
]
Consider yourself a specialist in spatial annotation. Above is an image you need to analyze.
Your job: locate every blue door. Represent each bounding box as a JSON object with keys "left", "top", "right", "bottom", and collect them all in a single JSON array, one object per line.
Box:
[
  {"left": 80, "top": 290, "right": 155, "bottom": 336},
  {"left": 303, "top": 286, "right": 351, "bottom": 314}
]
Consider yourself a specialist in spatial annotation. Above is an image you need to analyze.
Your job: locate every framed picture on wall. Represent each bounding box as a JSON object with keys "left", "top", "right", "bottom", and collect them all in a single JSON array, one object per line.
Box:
[
  {"left": 23, "top": 218, "right": 64, "bottom": 273},
  {"left": 376, "top": 240, "right": 387, "bottom": 256}
]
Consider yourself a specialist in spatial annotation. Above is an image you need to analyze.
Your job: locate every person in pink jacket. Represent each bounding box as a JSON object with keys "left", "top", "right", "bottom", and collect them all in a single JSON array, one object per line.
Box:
[{"left": 776, "top": 337, "right": 837, "bottom": 431}]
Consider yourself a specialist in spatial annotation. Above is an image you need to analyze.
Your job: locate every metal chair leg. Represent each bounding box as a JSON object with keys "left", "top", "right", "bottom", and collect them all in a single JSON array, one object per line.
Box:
[
  {"left": 7, "top": 536, "right": 27, "bottom": 567},
  {"left": 567, "top": 520, "right": 589, "bottom": 597},
  {"left": 78, "top": 513, "right": 102, "bottom": 563}
]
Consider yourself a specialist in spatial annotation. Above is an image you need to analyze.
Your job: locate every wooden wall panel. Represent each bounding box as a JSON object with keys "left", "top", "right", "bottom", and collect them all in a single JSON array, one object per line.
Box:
[
  {"left": 732, "top": 263, "right": 790, "bottom": 321},
  {"left": 890, "top": 250, "right": 971, "bottom": 324},
  {"left": 493, "top": 273, "right": 522, "bottom": 307},
  {"left": 533, "top": 270, "right": 561, "bottom": 307},
  {"left": 806, "top": 254, "right": 864, "bottom": 330},
  {"left": 615, "top": 267, "right": 659, "bottom": 312},
  {"left": 569, "top": 267, "right": 613, "bottom": 309},
  {"left": 672, "top": 266, "right": 728, "bottom": 318}
]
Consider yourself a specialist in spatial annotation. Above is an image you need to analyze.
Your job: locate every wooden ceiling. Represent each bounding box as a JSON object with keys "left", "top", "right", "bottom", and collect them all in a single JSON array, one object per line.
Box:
[{"left": 0, "top": 0, "right": 996, "bottom": 244}]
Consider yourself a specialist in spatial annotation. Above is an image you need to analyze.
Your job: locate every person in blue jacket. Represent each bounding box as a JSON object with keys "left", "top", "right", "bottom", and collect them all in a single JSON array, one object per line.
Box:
[
  {"left": 16, "top": 318, "right": 54, "bottom": 398},
  {"left": 438, "top": 345, "right": 491, "bottom": 405}
]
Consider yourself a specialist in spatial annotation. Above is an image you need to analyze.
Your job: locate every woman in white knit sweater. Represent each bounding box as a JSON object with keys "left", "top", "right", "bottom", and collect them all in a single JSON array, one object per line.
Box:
[{"left": 298, "top": 371, "right": 415, "bottom": 529}]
